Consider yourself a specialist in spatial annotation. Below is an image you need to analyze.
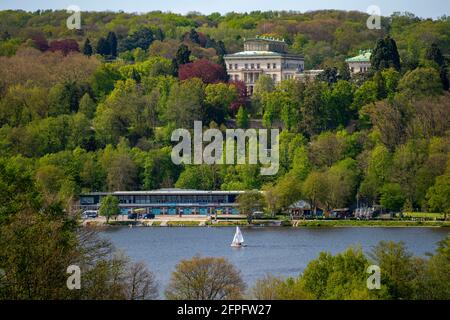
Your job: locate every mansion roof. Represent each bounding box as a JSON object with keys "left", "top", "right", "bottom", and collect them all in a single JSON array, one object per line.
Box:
[
  {"left": 224, "top": 51, "right": 304, "bottom": 60},
  {"left": 224, "top": 35, "right": 303, "bottom": 60},
  {"left": 346, "top": 50, "right": 372, "bottom": 63}
]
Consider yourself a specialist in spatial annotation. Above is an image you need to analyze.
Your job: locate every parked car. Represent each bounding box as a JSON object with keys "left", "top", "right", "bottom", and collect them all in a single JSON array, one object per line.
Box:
[
  {"left": 82, "top": 210, "right": 98, "bottom": 219},
  {"left": 127, "top": 213, "right": 138, "bottom": 220},
  {"left": 143, "top": 213, "right": 155, "bottom": 219},
  {"left": 253, "top": 211, "right": 264, "bottom": 218}
]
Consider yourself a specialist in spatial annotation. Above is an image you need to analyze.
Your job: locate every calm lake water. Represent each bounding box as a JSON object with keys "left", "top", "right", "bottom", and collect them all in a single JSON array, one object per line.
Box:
[{"left": 101, "top": 226, "right": 448, "bottom": 296}]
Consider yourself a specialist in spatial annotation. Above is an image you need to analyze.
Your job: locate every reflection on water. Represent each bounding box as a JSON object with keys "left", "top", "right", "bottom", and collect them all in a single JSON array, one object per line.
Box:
[{"left": 101, "top": 226, "right": 448, "bottom": 295}]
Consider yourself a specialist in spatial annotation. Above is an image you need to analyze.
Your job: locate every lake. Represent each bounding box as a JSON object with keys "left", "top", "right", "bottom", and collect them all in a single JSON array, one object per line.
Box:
[{"left": 101, "top": 226, "right": 449, "bottom": 296}]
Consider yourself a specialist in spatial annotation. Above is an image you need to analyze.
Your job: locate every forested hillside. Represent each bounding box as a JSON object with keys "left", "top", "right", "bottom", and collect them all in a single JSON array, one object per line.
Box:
[{"left": 0, "top": 9, "right": 449, "bottom": 215}]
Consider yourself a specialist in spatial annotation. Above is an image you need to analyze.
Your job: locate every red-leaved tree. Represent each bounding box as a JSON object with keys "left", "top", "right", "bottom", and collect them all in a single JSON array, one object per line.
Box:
[
  {"left": 32, "top": 34, "right": 49, "bottom": 52},
  {"left": 48, "top": 39, "right": 80, "bottom": 56},
  {"left": 178, "top": 58, "right": 227, "bottom": 84},
  {"left": 229, "top": 80, "right": 249, "bottom": 114}
]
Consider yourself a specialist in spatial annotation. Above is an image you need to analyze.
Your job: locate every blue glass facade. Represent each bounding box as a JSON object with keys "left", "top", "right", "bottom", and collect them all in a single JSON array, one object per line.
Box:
[{"left": 79, "top": 189, "right": 244, "bottom": 215}]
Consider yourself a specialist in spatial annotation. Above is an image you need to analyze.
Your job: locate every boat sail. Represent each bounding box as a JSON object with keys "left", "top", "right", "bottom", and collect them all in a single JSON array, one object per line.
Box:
[{"left": 231, "top": 226, "right": 245, "bottom": 247}]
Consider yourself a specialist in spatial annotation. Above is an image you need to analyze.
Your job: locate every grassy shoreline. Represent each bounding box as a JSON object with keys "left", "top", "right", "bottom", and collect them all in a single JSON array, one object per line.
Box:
[
  {"left": 101, "top": 219, "right": 450, "bottom": 228},
  {"left": 293, "top": 220, "right": 450, "bottom": 228}
]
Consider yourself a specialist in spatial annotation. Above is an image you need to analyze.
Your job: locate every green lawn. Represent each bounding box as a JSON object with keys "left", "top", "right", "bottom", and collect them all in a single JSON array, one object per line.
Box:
[
  {"left": 209, "top": 220, "right": 249, "bottom": 227},
  {"left": 401, "top": 212, "right": 446, "bottom": 219},
  {"left": 166, "top": 221, "right": 202, "bottom": 227},
  {"left": 294, "top": 219, "right": 450, "bottom": 227}
]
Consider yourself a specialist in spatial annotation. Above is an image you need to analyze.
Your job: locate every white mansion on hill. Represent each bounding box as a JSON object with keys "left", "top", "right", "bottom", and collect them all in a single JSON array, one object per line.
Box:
[
  {"left": 224, "top": 36, "right": 371, "bottom": 94},
  {"left": 224, "top": 36, "right": 320, "bottom": 94}
]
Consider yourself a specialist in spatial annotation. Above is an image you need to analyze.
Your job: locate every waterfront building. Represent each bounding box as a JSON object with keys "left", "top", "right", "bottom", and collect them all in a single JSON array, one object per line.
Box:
[
  {"left": 224, "top": 36, "right": 305, "bottom": 94},
  {"left": 78, "top": 189, "right": 245, "bottom": 215},
  {"left": 288, "top": 200, "right": 324, "bottom": 218},
  {"left": 345, "top": 50, "right": 372, "bottom": 75}
]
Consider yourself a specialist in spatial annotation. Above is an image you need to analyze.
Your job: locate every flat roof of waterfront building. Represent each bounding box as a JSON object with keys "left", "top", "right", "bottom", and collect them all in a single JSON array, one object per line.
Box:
[{"left": 81, "top": 189, "right": 246, "bottom": 196}]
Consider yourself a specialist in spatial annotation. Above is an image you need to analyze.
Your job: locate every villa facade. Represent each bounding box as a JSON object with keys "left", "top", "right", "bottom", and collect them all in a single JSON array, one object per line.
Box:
[
  {"left": 224, "top": 36, "right": 305, "bottom": 94},
  {"left": 223, "top": 37, "right": 373, "bottom": 91},
  {"left": 346, "top": 50, "right": 372, "bottom": 75}
]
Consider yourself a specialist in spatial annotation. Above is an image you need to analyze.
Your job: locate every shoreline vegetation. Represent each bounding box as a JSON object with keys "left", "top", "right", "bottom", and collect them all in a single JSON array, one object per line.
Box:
[{"left": 86, "top": 218, "right": 450, "bottom": 228}]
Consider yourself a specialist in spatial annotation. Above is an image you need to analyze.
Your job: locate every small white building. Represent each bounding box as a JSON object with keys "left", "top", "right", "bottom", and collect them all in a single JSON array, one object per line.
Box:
[
  {"left": 346, "top": 50, "right": 372, "bottom": 75},
  {"left": 224, "top": 36, "right": 305, "bottom": 94}
]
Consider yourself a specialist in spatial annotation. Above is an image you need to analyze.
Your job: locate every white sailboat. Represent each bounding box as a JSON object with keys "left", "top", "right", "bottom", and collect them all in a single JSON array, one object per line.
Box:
[{"left": 231, "top": 226, "right": 246, "bottom": 247}]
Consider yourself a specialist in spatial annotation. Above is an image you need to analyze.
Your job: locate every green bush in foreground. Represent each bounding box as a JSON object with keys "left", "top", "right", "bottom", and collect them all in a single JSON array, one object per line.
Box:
[
  {"left": 250, "top": 236, "right": 450, "bottom": 300},
  {"left": 165, "top": 255, "right": 246, "bottom": 300}
]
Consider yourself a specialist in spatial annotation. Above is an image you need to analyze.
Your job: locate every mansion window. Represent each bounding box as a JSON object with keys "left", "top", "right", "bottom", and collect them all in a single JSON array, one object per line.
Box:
[
  {"left": 267, "top": 63, "right": 270, "bottom": 69},
  {"left": 228, "top": 64, "right": 232, "bottom": 70},
  {"left": 234, "top": 75, "right": 239, "bottom": 81},
  {"left": 256, "top": 63, "right": 260, "bottom": 69},
  {"left": 273, "top": 63, "right": 276, "bottom": 69},
  {"left": 272, "top": 74, "right": 277, "bottom": 81},
  {"left": 245, "top": 63, "right": 248, "bottom": 69},
  {"left": 251, "top": 63, "right": 254, "bottom": 69},
  {"left": 234, "top": 64, "right": 238, "bottom": 69}
]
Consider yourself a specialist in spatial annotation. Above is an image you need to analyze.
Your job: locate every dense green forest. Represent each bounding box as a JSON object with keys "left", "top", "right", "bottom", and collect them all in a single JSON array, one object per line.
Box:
[{"left": 0, "top": 9, "right": 449, "bottom": 216}]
